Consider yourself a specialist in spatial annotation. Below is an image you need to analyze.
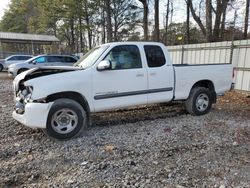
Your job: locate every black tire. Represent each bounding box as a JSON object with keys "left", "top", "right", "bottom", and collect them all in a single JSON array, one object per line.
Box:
[
  {"left": 44, "top": 98, "right": 88, "bottom": 140},
  {"left": 185, "top": 87, "right": 212, "bottom": 116},
  {"left": 17, "top": 68, "right": 28, "bottom": 75},
  {"left": 0, "top": 64, "right": 3, "bottom": 72}
]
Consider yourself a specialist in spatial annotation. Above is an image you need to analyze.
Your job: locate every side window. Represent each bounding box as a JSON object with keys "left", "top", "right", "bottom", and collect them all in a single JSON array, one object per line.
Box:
[
  {"left": 16, "top": 56, "right": 23, "bottom": 60},
  {"left": 64, "top": 56, "right": 77, "bottom": 63},
  {"left": 8, "top": 56, "right": 19, "bottom": 61},
  {"left": 19, "top": 56, "right": 32, "bottom": 60},
  {"left": 35, "top": 57, "right": 46, "bottom": 63},
  {"left": 47, "top": 56, "right": 62, "bottom": 62},
  {"left": 104, "top": 45, "right": 142, "bottom": 70},
  {"left": 144, "top": 45, "right": 166, "bottom": 67}
]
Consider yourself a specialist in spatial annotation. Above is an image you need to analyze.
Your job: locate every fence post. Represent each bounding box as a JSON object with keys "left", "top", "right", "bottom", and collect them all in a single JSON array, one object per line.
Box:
[
  {"left": 31, "top": 40, "right": 34, "bottom": 55},
  {"left": 181, "top": 45, "right": 184, "bottom": 64},
  {"left": 229, "top": 10, "right": 237, "bottom": 65},
  {"left": 0, "top": 40, "right": 3, "bottom": 59},
  {"left": 229, "top": 41, "right": 234, "bottom": 64}
]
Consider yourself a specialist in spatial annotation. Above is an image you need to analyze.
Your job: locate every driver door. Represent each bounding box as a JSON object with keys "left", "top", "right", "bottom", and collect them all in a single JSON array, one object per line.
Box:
[
  {"left": 92, "top": 45, "right": 148, "bottom": 112},
  {"left": 31, "top": 56, "right": 48, "bottom": 68}
]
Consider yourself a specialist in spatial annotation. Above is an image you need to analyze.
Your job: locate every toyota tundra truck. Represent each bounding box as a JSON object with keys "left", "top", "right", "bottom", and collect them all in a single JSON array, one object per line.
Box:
[{"left": 12, "top": 42, "right": 234, "bottom": 140}]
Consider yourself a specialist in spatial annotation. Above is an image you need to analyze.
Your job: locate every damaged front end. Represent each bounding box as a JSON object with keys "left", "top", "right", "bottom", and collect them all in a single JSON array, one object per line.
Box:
[
  {"left": 12, "top": 66, "right": 81, "bottom": 128},
  {"left": 14, "top": 84, "right": 33, "bottom": 114},
  {"left": 13, "top": 66, "right": 81, "bottom": 114}
]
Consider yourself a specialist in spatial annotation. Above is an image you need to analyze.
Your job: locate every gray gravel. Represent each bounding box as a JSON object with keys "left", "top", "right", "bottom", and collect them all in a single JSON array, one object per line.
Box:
[{"left": 1, "top": 73, "right": 250, "bottom": 187}]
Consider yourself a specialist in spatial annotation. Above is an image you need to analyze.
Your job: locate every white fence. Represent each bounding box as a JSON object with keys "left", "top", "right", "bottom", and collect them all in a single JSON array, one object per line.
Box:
[{"left": 167, "top": 39, "right": 250, "bottom": 92}]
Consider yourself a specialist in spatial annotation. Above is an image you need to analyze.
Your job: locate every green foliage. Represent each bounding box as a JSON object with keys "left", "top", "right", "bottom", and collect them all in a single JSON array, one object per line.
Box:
[
  {"left": 0, "top": 0, "right": 38, "bottom": 33},
  {"left": 161, "top": 22, "right": 206, "bottom": 45}
]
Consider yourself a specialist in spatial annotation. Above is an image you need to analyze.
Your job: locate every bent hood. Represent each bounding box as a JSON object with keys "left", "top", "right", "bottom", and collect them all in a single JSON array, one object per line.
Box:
[{"left": 14, "top": 66, "right": 82, "bottom": 91}]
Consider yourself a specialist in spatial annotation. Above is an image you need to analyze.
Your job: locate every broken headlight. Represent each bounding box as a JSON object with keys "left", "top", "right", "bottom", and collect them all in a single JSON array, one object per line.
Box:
[{"left": 24, "top": 86, "right": 33, "bottom": 103}]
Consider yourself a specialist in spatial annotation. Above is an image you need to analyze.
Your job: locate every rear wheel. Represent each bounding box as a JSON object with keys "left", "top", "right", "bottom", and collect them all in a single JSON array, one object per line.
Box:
[
  {"left": 17, "top": 68, "right": 28, "bottom": 75},
  {"left": 185, "top": 87, "right": 212, "bottom": 116},
  {"left": 44, "top": 98, "right": 87, "bottom": 140}
]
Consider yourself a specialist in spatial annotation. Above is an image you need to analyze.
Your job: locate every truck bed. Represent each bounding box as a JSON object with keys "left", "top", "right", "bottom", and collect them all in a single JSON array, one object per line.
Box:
[{"left": 173, "top": 63, "right": 233, "bottom": 100}]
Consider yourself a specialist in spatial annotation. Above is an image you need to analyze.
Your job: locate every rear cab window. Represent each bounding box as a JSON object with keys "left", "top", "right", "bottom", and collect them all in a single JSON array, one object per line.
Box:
[{"left": 144, "top": 45, "right": 166, "bottom": 68}]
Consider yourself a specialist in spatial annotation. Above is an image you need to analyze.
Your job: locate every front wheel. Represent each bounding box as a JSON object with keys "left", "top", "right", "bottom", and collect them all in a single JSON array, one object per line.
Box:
[
  {"left": 0, "top": 64, "right": 3, "bottom": 72},
  {"left": 44, "top": 98, "right": 88, "bottom": 140},
  {"left": 185, "top": 87, "right": 212, "bottom": 116}
]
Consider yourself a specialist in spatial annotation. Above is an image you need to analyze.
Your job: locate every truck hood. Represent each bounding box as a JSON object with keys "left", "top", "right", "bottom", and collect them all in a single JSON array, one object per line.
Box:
[{"left": 14, "top": 66, "right": 82, "bottom": 91}]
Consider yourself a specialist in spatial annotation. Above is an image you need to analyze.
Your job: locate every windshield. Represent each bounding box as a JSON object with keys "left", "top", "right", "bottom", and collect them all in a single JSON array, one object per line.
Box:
[{"left": 74, "top": 45, "right": 109, "bottom": 69}]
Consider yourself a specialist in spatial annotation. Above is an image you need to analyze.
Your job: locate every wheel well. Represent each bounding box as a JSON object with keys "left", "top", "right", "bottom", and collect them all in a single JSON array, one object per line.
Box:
[
  {"left": 45, "top": 91, "right": 90, "bottom": 113},
  {"left": 191, "top": 80, "right": 216, "bottom": 103},
  {"left": 17, "top": 68, "right": 28, "bottom": 74}
]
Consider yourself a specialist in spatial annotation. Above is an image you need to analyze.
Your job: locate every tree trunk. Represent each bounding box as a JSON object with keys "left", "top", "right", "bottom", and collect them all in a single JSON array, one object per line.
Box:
[
  {"left": 186, "top": 0, "right": 190, "bottom": 44},
  {"left": 165, "top": 0, "right": 170, "bottom": 44},
  {"left": 189, "top": 1, "right": 206, "bottom": 37},
  {"left": 220, "top": 8, "right": 227, "bottom": 40},
  {"left": 79, "top": 16, "right": 83, "bottom": 51},
  {"left": 244, "top": 0, "right": 250, "bottom": 39},
  {"left": 113, "top": 2, "right": 118, "bottom": 42},
  {"left": 206, "top": 0, "right": 213, "bottom": 42},
  {"left": 84, "top": 2, "right": 92, "bottom": 49},
  {"left": 70, "top": 19, "right": 75, "bottom": 53},
  {"left": 213, "top": 0, "right": 229, "bottom": 42},
  {"left": 105, "top": 0, "right": 112, "bottom": 42},
  {"left": 213, "top": 1, "right": 222, "bottom": 41},
  {"left": 154, "top": 0, "right": 160, "bottom": 41},
  {"left": 101, "top": 7, "right": 106, "bottom": 44},
  {"left": 139, "top": 0, "right": 148, "bottom": 40}
]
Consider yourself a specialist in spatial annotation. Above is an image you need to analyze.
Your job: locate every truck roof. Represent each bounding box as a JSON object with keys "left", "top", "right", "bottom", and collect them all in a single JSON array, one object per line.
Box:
[{"left": 101, "top": 41, "right": 165, "bottom": 46}]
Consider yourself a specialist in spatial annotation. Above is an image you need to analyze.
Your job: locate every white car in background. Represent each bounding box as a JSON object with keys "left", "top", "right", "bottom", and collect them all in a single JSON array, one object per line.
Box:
[
  {"left": 0, "top": 55, "right": 33, "bottom": 71},
  {"left": 8, "top": 54, "right": 78, "bottom": 77}
]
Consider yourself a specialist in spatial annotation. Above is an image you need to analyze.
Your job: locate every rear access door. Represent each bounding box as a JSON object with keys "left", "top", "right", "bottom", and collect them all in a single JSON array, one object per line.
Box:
[{"left": 143, "top": 45, "right": 175, "bottom": 103}]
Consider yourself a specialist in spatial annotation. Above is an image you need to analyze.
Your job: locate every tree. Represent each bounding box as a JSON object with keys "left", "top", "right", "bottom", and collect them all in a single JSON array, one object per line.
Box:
[
  {"left": 138, "top": 0, "right": 148, "bottom": 40},
  {"left": 186, "top": 0, "right": 190, "bottom": 44},
  {"left": 161, "top": 22, "right": 206, "bottom": 45},
  {"left": 154, "top": 0, "right": 160, "bottom": 41},
  {"left": 188, "top": 0, "right": 231, "bottom": 42},
  {"left": 243, "top": 0, "right": 249, "bottom": 39},
  {"left": 0, "top": 0, "right": 38, "bottom": 33},
  {"left": 105, "top": 0, "right": 113, "bottom": 42},
  {"left": 111, "top": 0, "right": 141, "bottom": 41},
  {"left": 206, "top": 0, "right": 213, "bottom": 41},
  {"left": 164, "top": 0, "right": 174, "bottom": 44}
]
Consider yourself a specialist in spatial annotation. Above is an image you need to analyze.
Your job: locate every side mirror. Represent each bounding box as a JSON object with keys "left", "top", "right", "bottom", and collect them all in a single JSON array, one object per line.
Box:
[
  {"left": 97, "top": 60, "right": 111, "bottom": 71},
  {"left": 30, "top": 60, "right": 36, "bottom": 65}
]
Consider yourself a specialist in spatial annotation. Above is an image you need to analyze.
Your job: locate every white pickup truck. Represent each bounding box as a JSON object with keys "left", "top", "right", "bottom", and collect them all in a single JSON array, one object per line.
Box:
[{"left": 12, "top": 42, "right": 234, "bottom": 139}]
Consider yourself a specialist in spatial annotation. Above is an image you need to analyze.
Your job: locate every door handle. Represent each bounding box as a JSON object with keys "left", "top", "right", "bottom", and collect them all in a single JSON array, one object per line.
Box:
[
  {"left": 150, "top": 72, "right": 157, "bottom": 76},
  {"left": 136, "top": 73, "right": 144, "bottom": 77}
]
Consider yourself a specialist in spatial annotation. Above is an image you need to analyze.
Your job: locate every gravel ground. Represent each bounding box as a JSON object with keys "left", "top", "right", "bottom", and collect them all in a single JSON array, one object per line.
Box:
[{"left": 1, "top": 73, "right": 250, "bottom": 187}]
